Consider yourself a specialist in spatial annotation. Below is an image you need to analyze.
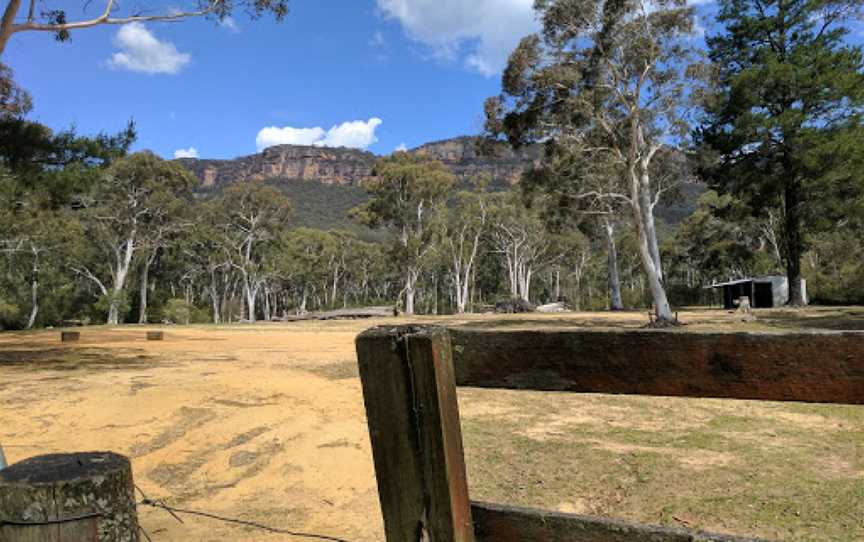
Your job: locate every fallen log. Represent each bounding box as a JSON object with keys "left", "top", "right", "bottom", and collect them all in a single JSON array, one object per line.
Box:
[
  {"left": 536, "top": 302, "right": 568, "bottom": 313},
  {"left": 280, "top": 306, "right": 396, "bottom": 322}
]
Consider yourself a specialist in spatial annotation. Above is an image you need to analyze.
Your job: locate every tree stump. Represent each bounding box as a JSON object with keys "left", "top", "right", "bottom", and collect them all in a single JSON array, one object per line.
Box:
[
  {"left": 60, "top": 332, "right": 80, "bottom": 343},
  {"left": 0, "top": 452, "right": 139, "bottom": 542},
  {"left": 145, "top": 331, "right": 163, "bottom": 341}
]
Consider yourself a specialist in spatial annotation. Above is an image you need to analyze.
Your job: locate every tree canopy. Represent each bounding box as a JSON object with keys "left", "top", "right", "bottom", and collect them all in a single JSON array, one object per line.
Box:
[
  {"left": 0, "top": 0, "right": 290, "bottom": 56},
  {"left": 698, "top": 0, "right": 864, "bottom": 305},
  {"left": 485, "top": 0, "right": 699, "bottom": 322}
]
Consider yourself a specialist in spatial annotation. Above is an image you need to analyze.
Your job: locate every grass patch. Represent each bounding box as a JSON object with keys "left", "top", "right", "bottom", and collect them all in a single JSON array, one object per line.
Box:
[{"left": 459, "top": 388, "right": 864, "bottom": 541}]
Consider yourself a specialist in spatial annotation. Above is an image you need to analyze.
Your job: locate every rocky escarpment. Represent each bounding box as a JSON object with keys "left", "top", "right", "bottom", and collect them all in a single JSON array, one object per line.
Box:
[
  {"left": 177, "top": 136, "right": 541, "bottom": 191},
  {"left": 412, "top": 136, "right": 541, "bottom": 186},
  {"left": 176, "top": 145, "right": 378, "bottom": 189}
]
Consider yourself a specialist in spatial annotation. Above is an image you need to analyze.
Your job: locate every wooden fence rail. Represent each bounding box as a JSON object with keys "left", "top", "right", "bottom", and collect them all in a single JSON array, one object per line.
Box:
[{"left": 356, "top": 325, "right": 864, "bottom": 542}]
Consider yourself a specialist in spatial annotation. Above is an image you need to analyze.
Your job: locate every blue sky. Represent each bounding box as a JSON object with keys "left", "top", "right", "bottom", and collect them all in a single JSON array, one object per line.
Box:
[
  {"left": 8, "top": 0, "right": 858, "bottom": 160},
  {"left": 8, "top": 1, "right": 546, "bottom": 159}
]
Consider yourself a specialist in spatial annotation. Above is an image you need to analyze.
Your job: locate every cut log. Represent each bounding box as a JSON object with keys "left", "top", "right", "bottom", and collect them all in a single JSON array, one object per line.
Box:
[
  {"left": 281, "top": 306, "right": 396, "bottom": 322},
  {"left": 0, "top": 452, "right": 139, "bottom": 541},
  {"left": 536, "top": 302, "right": 568, "bottom": 313},
  {"left": 60, "top": 332, "right": 80, "bottom": 343},
  {"left": 316, "top": 306, "right": 396, "bottom": 320}
]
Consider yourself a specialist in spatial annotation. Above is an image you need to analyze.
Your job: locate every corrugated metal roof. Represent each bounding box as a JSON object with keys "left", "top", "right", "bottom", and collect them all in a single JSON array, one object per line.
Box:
[
  {"left": 704, "top": 276, "right": 786, "bottom": 289},
  {"left": 704, "top": 278, "right": 753, "bottom": 289}
]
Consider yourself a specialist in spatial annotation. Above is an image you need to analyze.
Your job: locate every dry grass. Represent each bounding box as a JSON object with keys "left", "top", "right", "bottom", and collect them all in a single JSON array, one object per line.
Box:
[{"left": 0, "top": 307, "right": 861, "bottom": 541}]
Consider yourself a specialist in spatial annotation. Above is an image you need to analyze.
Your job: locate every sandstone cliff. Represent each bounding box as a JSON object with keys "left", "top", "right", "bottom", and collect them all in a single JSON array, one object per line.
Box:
[{"left": 177, "top": 136, "right": 540, "bottom": 190}]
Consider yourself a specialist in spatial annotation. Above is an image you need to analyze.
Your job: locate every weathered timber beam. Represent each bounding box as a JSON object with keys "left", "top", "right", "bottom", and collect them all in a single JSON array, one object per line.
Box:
[
  {"left": 356, "top": 325, "right": 475, "bottom": 542},
  {"left": 449, "top": 329, "right": 864, "bottom": 404},
  {"left": 471, "top": 501, "right": 772, "bottom": 542}
]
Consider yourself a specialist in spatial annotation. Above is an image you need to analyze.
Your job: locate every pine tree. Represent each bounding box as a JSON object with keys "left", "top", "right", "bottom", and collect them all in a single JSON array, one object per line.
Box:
[{"left": 699, "top": 0, "right": 864, "bottom": 305}]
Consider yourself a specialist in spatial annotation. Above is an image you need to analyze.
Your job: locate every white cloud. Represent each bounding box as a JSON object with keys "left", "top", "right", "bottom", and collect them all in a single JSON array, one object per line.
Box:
[
  {"left": 256, "top": 126, "right": 325, "bottom": 149},
  {"left": 256, "top": 118, "right": 383, "bottom": 151},
  {"left": 173, "top": 147, "right": 199, "bottom": 159},
  {"left": 395, "top": 142, "right": 408, "bottom": 152},
  {"left": 376, "top": 0, "right": 539, "bottom": 76},
  {"left": 220, "top": 16, "right": 240, "bottom": 33},
  {"left": 107, "top": 22, "right": 191, "bottom": 74}
]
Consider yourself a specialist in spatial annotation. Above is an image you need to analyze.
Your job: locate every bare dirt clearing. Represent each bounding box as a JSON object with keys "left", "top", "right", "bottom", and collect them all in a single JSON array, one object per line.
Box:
[{"left": 1, "top": 309, "right": 862, "bottom": 541}]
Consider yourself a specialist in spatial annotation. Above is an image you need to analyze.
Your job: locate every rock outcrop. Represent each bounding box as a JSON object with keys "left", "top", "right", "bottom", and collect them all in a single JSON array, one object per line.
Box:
[
  {"left": 177, "top": 145, "right": 378, "bottom": 189},
  {"left": 177, "top": 136, "right": 540, "bottom": 191}
]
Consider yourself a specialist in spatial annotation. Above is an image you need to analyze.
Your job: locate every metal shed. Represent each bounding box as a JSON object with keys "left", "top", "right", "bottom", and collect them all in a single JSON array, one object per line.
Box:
[{"left": 705, "top": 276, "right": 807, "bottom": 309}]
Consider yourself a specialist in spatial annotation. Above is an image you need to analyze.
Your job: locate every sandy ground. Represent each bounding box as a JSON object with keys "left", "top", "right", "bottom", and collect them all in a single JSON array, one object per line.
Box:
[
  {"left": 0, "top": 309, "right": 862, "bottom": 541},
  {"left": 1, "top": 322, "right": 386, "bottom": 541}
]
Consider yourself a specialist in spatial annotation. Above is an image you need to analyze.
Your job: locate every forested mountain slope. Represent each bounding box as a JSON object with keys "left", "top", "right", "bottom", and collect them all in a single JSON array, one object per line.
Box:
[{"left": 176, "top": 136, "right": 700, "bottom": 232}]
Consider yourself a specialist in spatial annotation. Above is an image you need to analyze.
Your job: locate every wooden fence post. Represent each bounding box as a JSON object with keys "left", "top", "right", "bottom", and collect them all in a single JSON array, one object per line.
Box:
[
  {"left": 356, "top": 325, "right": 474, "bottom": 542},
  {"left": 0, "top": 452, "right": 139, "bottom": 541}
]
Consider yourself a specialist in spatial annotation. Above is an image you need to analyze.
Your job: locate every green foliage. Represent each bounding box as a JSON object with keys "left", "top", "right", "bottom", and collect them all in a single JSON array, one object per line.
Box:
[
  {"left": 698, "top": 0, "right": 864, "bottom": 304},
  {"left": 94, "top": 291, "right": 129, "bottom": 321},
  {"left": 670, "top": 190, "right": 779, "bottom": 282},
  {"left": 351, "top": 153, "right": 456, "bottom": 312},
  {"left": 0, "top": 63, "right": 31, "bottom": 117},
  {"left": 804, "top": 203, "right": 864, "bottom": 304},
  {"left": 275, "top": 179, "right": 381, "bottom": 239},
  {"left": 162, "top": 298, "right": 193, "bottom": 325},
  {"left": 486, "top": 0, "right": 701, "bottom": 321},
  {"left": 5, "top": 2, "right": 291, "bottom": 47},
  {"left": 0, "top": 117, "right": 135, "bottom": 206},
  {"left": 352, "top": 153, "right": 456, "bottom": 233},
  {"left": 0, "top": 297, "right": 20, "bottom": 329}
]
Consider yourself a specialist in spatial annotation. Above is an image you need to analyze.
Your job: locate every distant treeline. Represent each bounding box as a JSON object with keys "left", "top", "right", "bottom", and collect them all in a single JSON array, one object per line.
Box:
[{"left": 0, "top": 114, "right": 861, "bottom": 330}]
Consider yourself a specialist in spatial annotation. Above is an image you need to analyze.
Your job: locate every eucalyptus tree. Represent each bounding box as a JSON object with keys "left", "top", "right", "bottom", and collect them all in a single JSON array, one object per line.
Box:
[
  {"left": 485, "top": 0, "right": 699, "bottom": 323},
  {"left": 326, "top": 230, "right": 359, "bottom": 308},
  {"left": 670, "top": 190, "right": 772, "bottom": 286},
  {"left": 136, "top": 182, "right": 194, "bottom": 323},
  {"left": 351, "top": 153, "right": 455, "bottom": 315},
  {"left": 0, "top": 0, "right": 290, "bottom": 56},
  {"left": 0, "top": 63, "right": 29, "bottom": 117},
  {"left": 487, "top": 192, "right": 554, "bottom": 303},
  {"left": 546, "top": 229, "right": 591, "bottom": 304},
  {"left": 698, "top": 0, "right": 864, "bottom": 305},
  {"left": 212, "top": 181, "right": 291, "bottom": 322},
  {"left": 4, "top": 192, "right": 79, "bottom": 328},
  {"left": 72, "top": 152, "right": 195, "bottom": 324},
  {"left": 444, "top": 177, "right": 491, "bottom": 314},
  {"left": 278, "top": 228, "right": 338, "bottom": 314},
  {"left": 0, "top": 117, "right": 133, "bottom": 327},
  {"left": 522, "top": 153, "right": 629, "bottom": 310}
]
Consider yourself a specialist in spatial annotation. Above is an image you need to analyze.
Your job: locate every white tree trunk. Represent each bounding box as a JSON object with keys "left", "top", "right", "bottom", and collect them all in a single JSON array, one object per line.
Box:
[
  {"left": 138, "top": 254, "right": 155, "bottom": 324},
  {"left": 25, "top": 248, "right": 39, "bottom": 329},
  {"left": 604, "top": 220, "right": 624, "bottom": 311},
  {"left": 244, "top": 281, "right": 257, "bottom": 322},
  {"left": 263, "top": 286, "right": 272, "bottom": 321},
  {"left": 107, "top": 235, "right": 136, "bottom": 325},
  {"left": 632, "top": 168, "right": 673, "bottom": 322},
  {"left": 404, "top": 271, "right": 418, "bottom": 316},
  {"left": 26, "top": 273, "right": 38, "bottom": 329},
  {"left": 299, "top": 288, "right": 308, "bottom": 315}
]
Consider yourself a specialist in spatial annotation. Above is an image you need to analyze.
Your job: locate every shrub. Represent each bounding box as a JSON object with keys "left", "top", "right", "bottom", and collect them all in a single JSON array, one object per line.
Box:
[
  {"left": 0, "top": 298, "right": 20, "bottom": 329},
  {"left": 494, "top": 297, "right": 535, "bottom": 314},
  {"left": 162, "top": 298, "right": 193, "bottom": 325}
]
